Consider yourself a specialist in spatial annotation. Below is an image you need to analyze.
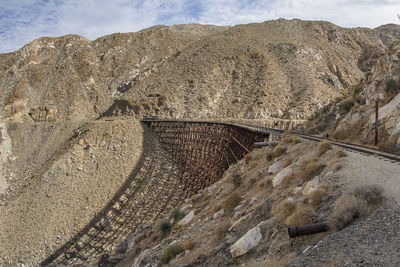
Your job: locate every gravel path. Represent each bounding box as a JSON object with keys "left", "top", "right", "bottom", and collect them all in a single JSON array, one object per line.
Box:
[{"left": 288, "top": 150, "right": 400, "bottom": 267}]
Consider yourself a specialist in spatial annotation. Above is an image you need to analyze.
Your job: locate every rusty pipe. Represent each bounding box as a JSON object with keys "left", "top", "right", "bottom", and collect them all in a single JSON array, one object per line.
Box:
[{"left": 288, "top": 222, "right": 329, "bottom": 238}]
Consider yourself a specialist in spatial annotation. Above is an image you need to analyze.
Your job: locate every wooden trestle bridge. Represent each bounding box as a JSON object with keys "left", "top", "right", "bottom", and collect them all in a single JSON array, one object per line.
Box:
[
  {"left": 40, "top": 118, "right": 400, "bottom": 266},
  {"left": 41, "top": 120, "right": 276, "bottom": 266}
]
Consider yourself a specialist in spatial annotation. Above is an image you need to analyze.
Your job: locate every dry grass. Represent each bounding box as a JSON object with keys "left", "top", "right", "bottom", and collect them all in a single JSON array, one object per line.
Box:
[
  {"left": 211, "top": 204, "right": 222, "bottom": 214},
  {"left": 281, "top": 133, "right": 301, "bottom": 145},
  {"left": 231, "top": 173, "right": 241, "bottom": 188},
  {"left": 285, "top": 205, "right": 316, "bottom": 226},
  {"left": 160, "top": 244, "right": 184, "bottom": 264},
  {"left": 272, "top": 145, "right": 286, "bottom": 158},
  {"left": 222, "top": 192, "right": 242, "bottom": 215},
  {"left": 244, "top": 153, "right": 252, "bottom": 164},
  {"left": 247, "top": 160, "right": 259, "bottom": 170},
  {"left": 215, "top": 220, "right": 231, "bottom": 240},
  {"left": 309, "top": 184, "right": 327, "bottom": 205},
  {"left": 378, "top": 137, "right": 400, "bottom": 153},
  {"left": 299, "top": 161, "right": 324, "bottom": 181},
  {"left": 350, "top": 184, "right": 383, "bottom": 205},
  {"left": 335, "top": 149, "right": 346, "bottom": 158},
  {"left": 282, "top": 158, "right": 293, "bottom": 168},
  {"left": 183, "top": 240, "right": 195, "bottom": 251},
  {"left": 318, "top": 140, "right": 332, "bottom": 156},
  {"left": 272, "top": 199, "right": 297, "bottom": 223},
  {"left": 328, "top": 195, "right": 369, "bottom": 230}
]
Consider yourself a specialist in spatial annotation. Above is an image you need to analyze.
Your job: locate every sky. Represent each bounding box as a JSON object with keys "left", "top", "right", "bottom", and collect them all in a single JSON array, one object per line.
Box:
[{"left": 1, "top": 0, "right": 400, "bottom": 53}]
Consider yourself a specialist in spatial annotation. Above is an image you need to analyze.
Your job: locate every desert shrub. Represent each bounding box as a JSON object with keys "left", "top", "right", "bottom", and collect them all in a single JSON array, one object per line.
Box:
[
  {"left": 211, "top": 204, "right": 222, "bottom": 214},
  {"left": 309, "top": 184, "right": 327, "bottom": 205},
  {"left": 318, "top": 140, "right": 332, "bottom": 156},
  {"left": 352, "top": 85, "right": 362, "bottom": 96},
  {"left": 222, "top": 192, "right": 242, "bottom": 215},
  {"left": 171, "top": 208, "right": 185, "bottom": 223},
  {"left": 160, "top": 244, "right": 184, "bottom": 264},
  {"left": 231, "top": 173, "right": 241, "bottom": 188},
  {"left": 266, "top": 153, "right": 273, "bottom": 161},
  {"left": 183, "top": 240, "right": 195, "bottom": 251},
  {"left": 159, "top": 220, "right": 172, "bottom": 235},
  {"left": 328, "top": 195, "right": 368, "bottom": 230},
  {"left": 244, "top": 153, "right": 252, "bottom": 164},
  {"left": 281, "top": 133, "right": 301, "bottom": 144},
  {"left": 247, "top": 160, "right": 259, "bottom": 170},
  {"left": 378, "top": 137, "right": 399, "bottom": 153},
  {"left": 285, "top": 205, "right": 316, "bottom": 226},
  {"left": 335, "top": 149, "right": 346, "bottom": 157},
  {"left": 282, "top": 158, "right": 293, "bottom": 168},
  {"left": 215, "top": 220, "right": 232, "bottom": 240},
  {"left": 385, "top": 78, "right": 400, "bottom": 94},
  {"left": 273, "top": 199, "right": 297, "bottom": 223},
  {"left": 272, "top": 145, "right": 286, "bottom": 158},
  {"left": 350, "top": 184, "right": 383, "bottom": 205},
  {"left": 339, "top": 99, "right": 355, "bottom": 113},
  {"left": 334, "top": 128, "right": 351, "bottom": 140},
  {"left": 299, "top": 161, "right": 324, "bottom": 181},
  {"left": 355, "top": 96, "right": 366, "bottom": 105}
]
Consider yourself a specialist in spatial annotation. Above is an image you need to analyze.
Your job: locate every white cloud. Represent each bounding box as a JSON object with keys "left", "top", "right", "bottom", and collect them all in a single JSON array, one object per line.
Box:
[{"left": 0, "top": 0, "right": 399, "bottom": 53}]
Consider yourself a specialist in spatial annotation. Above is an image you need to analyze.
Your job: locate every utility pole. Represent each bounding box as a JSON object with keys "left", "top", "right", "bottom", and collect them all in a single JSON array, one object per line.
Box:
[{"left": 375, "top": 99, "right": 379, "bottom": 146}]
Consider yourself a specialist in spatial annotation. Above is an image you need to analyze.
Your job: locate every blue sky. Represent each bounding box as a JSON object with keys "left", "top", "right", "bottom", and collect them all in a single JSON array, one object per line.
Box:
[{"left": 1, "top": 0, "right": 400, "bottom": 53}]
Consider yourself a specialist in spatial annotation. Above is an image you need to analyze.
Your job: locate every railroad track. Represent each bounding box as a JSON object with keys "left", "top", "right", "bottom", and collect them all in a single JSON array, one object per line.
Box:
[{"left": 227, "top": 121, "right": 400, "bottom": 163}]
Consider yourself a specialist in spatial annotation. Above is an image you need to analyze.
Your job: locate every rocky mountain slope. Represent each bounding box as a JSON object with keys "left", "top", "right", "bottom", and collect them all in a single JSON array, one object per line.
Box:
[{"left": 1, "top": 20, "right": 400, "bottom": 123}]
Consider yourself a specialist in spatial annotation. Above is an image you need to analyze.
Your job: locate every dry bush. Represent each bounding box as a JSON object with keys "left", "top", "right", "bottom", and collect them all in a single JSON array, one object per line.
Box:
[
  {"left": 266, "top": 152, "right": 273, "bottom": 161},
  {"left": 160, "top": 244, "right": 184, "bottom": 264},
  {"left": 282, "top": 158, "right": 293, "bottom": 168},
  {"left": 247, "top": 160, "right": 259, "bottom": 170},
  {"left": 231, "top": 173, "right": 241, "bottom": 188},
  {"left": 222, "top": 192, "right": 242, "bottom": 215},
  {"left": 328, "top": 195, "right": 369, "bottom": 230},
  {"left": 272, "top": 145, "right": 286, "bottom": 158},
  {"left": 300, "top": 161, "right": 324, "bottom": 181},
  {"left": 272, "top": 199, "right": 296, "bottom": 223},
  {"left": 378, "top": 137, "right": 399, "bottom": 153},
  {"left": 309, "top": 184, "right": 327, "bottom": 205},
  {"left": 251, "top": 149, "right": 264, "bottom": 161},
  {"left": 183, "top": 240, "right": 195, "bottom": 251},
  {"left": 350, "top": 184, "right": 383, "bottom": 205},
  {"left": 281, "top": 133, "right": 301, "bottom": 145},
  {"left": 244, "top": 153, "right": 252, "bottom": 164},
  {"left": 159, "top": 220, "right": 172, "bottom": 235},
  {"left": 335, "top": 149, "right": 346, "bottom": 158},
  {"left": 280, "top": 173, "right": 296, "bottom": 188},
  {"left": 285, "top": 205, "right": 316, "bottom": 226},
  {"left": 171, "top": 208, "right": 185, "bottom": 223},
  {"left": 318, "top": 140, "right": 332, "bottom": 156},
  {"left": 215, "top": 220, "right": 232, "bottom": 240},
  {"left": 334, "top": 128, "right": 351, "bottom": 140},
  {"left": 211, "top": 204, "right": 222, "bottom": 214}
]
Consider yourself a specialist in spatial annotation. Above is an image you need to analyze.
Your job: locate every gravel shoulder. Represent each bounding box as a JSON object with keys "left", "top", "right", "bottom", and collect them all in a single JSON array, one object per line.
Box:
[{"left": 288, "top": 150, "right": 400, "bottom": 267}]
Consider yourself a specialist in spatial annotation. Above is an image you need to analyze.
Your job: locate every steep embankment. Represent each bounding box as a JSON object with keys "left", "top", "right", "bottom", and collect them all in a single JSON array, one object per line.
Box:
[{"left": 0, "top": 120, "right": 144, "bottom": 265}]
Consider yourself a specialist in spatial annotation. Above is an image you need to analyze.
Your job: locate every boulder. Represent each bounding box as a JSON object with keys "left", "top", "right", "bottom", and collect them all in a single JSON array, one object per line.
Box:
[
  {"left": 177, "top": 210, "right": 194, "bottom": 226},
  {"left": 272, "top": 166, "right": 292, "bottom": 187},
  {"left": 302, "top": 177, "right": 320, "bottom": 196},
  {"left": 268, "top": 160, "right": 283, "bottom": 174},
  {"left": 230, "top": 226, "right": 262, "bottom": 257}
]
